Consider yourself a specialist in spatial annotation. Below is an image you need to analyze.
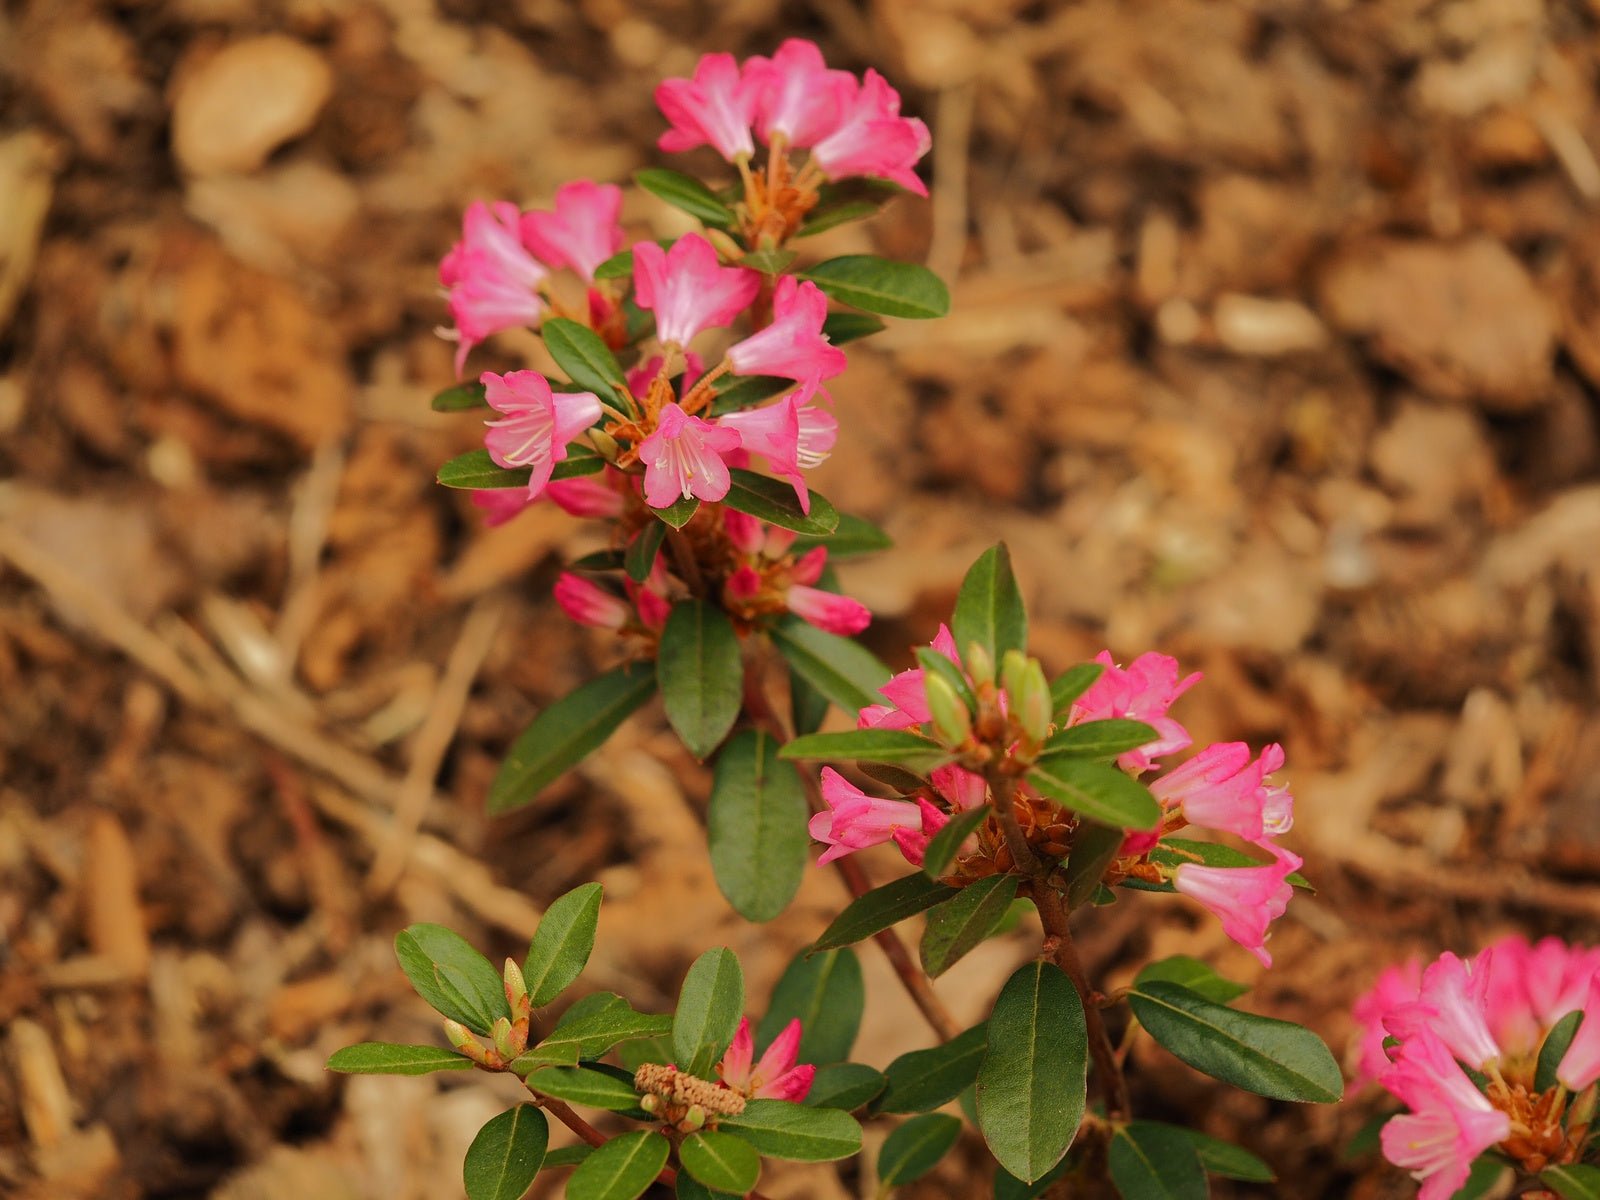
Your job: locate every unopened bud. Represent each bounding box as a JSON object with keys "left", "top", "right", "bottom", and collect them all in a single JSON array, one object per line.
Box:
[
  {"left": 1000, "top": 649, "right": 1029, "bottom": 708},
  {"left": 443, "top": 1019, "right": 475, "bottom": 1052},
  {"left": 1571, "top": 1084, "right": 1598, "bottom": 1128},
  {"left": 588, "top": 428, "right": 621, "bottom": 463},
  {"left": 492, "top": 1017, "right": 518, "bottom": 1061},
  {"left": 639, "top": 1093, "right": 661, "bottom": 1114},
  {"left": 965, "top": 642, "right": 994, "bottom": 687},
  {"left": 1019, "top": 660, "right": 1052, "bottom": 744},
  {"left": 681, "top": 1104, "right": 706, "bottom": 1132},
  {"left": 924, "top": 672, "right": 971, "bottom": 746},
  {"left": 503, "top": 958, "right": 527, "bottom": 1006},
  {"left": 706, "top": 228, "right": 743, "bottom": 262}
]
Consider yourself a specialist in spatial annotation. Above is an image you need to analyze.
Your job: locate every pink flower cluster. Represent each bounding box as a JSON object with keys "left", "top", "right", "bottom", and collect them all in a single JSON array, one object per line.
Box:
[
  {"left": 723, "top": 510, "right": 869, "bottom": 636},
  {"left": 1353, "top": 936, "right": 1600, "bottom": 1197},
  {"left": 655, "top": 40, "right": 932, "bottom": 195},
  {"left": 716, "top": 1017, "right": 814, "bottom": 1102}
]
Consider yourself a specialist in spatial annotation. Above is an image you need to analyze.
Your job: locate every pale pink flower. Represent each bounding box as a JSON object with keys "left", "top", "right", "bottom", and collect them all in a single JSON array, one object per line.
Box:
[
  {"left": 638, "top": 402, "right": 742, "bottom": 508},
  {"left": 546, "top": 474, "right": 627, "bottom": 520},
  {"left": 810, "top": 767, "right": 927, "bottom": 864},
  {"left": 1384, "top": 952, "right": 1501, "bottom": 1071},
  {"left": 470, "top": 489, "right": 536, "bottom": 527},
  {"left": 553, "top": 573, "right": 630, "bottom": 629},
  {"left": 786, "top": 585, "right": 870, "bottom": 635},
  {"left": 1380, "top": 1032, "right": 1510, "bottom": 1200},
  {"left": 441, "top": 202, "right": 549, "bottom": 375},
  {"left": 746, "top": 39, "right": 855, "bottom": 148},
  {"left": 482, "top": 371, "right": 602, "bottom": 500},
  {"left": 726, "top": 277, "right": 847, "bottom": 384},
  {"left": 1557, "top": 973, "right": 1600, "bottom": 1090},
  {"left": 811, "top": 70, "right": 931, "bottom": 197},
  {"left": 1350, "top": 958, "right": 1423, "bottom": 1086},
  {"left": 1073, "top": 651, "right": 1201, "bottom": 773},
  {"left": 518, "top": 181, "right": 624, "bottom": 282},
  {"left": 633, "top": 235, "right": 761, "bottom": 349},
  {"left": 718, "top": 1018, "right": 815, "bottom": 1102},
  {"left": 1171, "top": 842, "right": 1300, "bottom": 967},
  {"left": 892, "top": 797, "right": 950, "bottom": 867},
  {"left": 1151, "top": 742, "right": 1292, "bottom": 845},
  {"left": 655, "top": 53, "right": 759, "bottom": 161},
  {"left": 717, "top": 389, "right": 838, "bottom": 513}
]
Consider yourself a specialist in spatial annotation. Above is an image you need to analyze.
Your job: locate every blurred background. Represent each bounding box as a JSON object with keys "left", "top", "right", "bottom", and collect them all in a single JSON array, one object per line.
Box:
[{"left": 3, "top": 0, "right": 1599, "bottom": 1196}]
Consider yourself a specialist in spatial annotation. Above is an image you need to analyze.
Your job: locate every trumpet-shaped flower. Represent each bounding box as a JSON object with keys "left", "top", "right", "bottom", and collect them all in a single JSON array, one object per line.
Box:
[
  {"left": 519, "top": 181, "right": 624, "bottom": 282},
  {"left": 470, "top": 488, "right": 535, "bottom": 527},
  {"left": 1171, "top": 842, "right": 1300, "bottom": 967},
  {"left": 809, "top": 768, "right": 927, "bottom": 865},
  {"left": 725, "top": 278, "right": 847, "bottom": 384},
  {"left": 747, "top": 39, "right": 855, "bottom": 148},
  {"left": 717, "top": 389, "right": 838, "bottom": 513},
  {"left": 1384, "top": 952, "right": 1501, "bottom": 1071},
  {"left": 481, "top": 371, "right": 601, "bottom": 500},
  {"left": 811, "top": 70, "right": 931, "bottom": 196},
  {"left": 546, "top": 474, "right": 627, "bottom": 520},
  {"left": 633, "top": 235, "right": 761, "bottom": 349},
  {"left": 1557, "top": 973, "right": 1600, "bottom": 1090},
  {"left": 1151, "top": 742, "right": 1292, "bottom": 845},
  {"left": 1073, "top": 651, "right": 1201, "bottom": 773},
  {"left": 655, "top": 52, "right": 760, "bottom": 161},
  {"left": 637, "top": 402, "right": 742, "bottom": 508},
  {"left": 718, "top": 1018, "right": 814, "bottom": 1102},
  {"left": 1379, "top": 1033, "right": 1511, "bottom": 1200},
  {"left": 440, "top": 202, "right": 549, "bottom": 375}
]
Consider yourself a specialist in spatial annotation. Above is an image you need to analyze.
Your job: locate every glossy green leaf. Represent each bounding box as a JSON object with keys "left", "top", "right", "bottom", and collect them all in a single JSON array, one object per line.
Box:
[
  {"left": 625, "top": 521, "right": 665, "bottom": 583},
  {"left": 1106, "top": 1121, "right": 1206, "bottom": 1200},
  {"left": 570, "top": 548, "right": 627, "bottom": 572},
  {"left": 804, "top": 1062, "right": 886, "bottom": 1111},
  {"left": 1064, "top": 820, "right": 1125, "bottom": 909},
  {"left": 437, "top": 448, "right": 530, "bottom": 491},
  {"left": 672, "top": 948, "right": 745, "bottom": 1077},
  {"left": 524, "top": 1066, "right": 641, "bottom": 1112},
  {"left": 1135, "top": 956, "right": 1249, "bottom": 1005},
  {"left": 780, "top": 729, "right": 952, "bottom": 774},
  {"left": 797, "top": 255, "right": 950, "bottom": 319},
  {"left": 1544, "top": 1164, "right": 1600, "bottom": 1200},
  {"left": 921, "top": 806, "right": 989, "bottom": 880},
  {"left": 920, "top": 874, "right": 1020, "bottom": 978},
  {"left": 654, "top": 495, "right": 700, "bottom": 529},
  {"left": 994, "top": 1158, "right": 1073, "bottom": 1199},
  {"left": 1050, "top": 663, "right": 1105, "bottom": 714},
  {"left": 1175, "top": 1127, "right": 1275, "bottom": 1181},
  {"left": 657, "top": 601, "right": 743, "bottom": 759},
  {"left": 394, "top": 924, "right": 510, "bottom": 1035},
  {"left": 709, "top": 373, "right": 791, "bottom": 414},
  {"left": 722, "top": 469, "right": 840, "bottom": 536},
  {"left": 520, "top": 996, "right": 672, "bottom": 1066},
  {"left": 325, "top": 1042, "right": 473, "bottom": 1075},
  {"left": 820, "top": 311, "right": 886, "bottom": 344},
  {"left": 672, "top": 1175, "right": 728, "bottom": 1200},
  {"left": 542, "top": 317, "right": 628, "bottom": 402},
  {"left": 488, "top": 663, "right": 657, "bottom": 813},
  {"left": 791, "top": 512, "right": 892, "bottom": 559},
  {"left": 679, "top": 1132, "right": 761, "bottom": 1194},
  {"left": 1128, "top": 981, "right": 1343, "bottom": 1103},
  {"left": 565, "top": 1130, "right": 670, "bottom": 1200},
  {"left": 758, "top": 947, "right": 864, "bottom": 1065},
  {"left": 540, "top": 1144, "right": 593, "bottom": 1171},
  {"left": 951, "top": 543, "right": 1026, "bottom": 667},
  {"left": 795, "top": 200, "right": 883, "bottom": 238},
  {"left": 976, "top": 963, "right": 1087, "bottom": 1183},
  {"left": 635, "top": 168, "right": 736, "bottom": 227},
  {"left": 463, "top": 1105, "right": 548, "bottom": 1200},
  {"left": 877, "top": 1023, "right": 988, "bottom": 1114},
  {"left": 433, "top": 381, "right": 488, "bottom": 411},
  {"left": 709, "top": 730, "right": 809, "bottom": 922},
  {"left": 811, "top": 873, "right": 959, "bottom": 954},
  {"left": 878, "top": 1113, "right": 962, "bottom": 1185},
  {"left": 1536, "top": 1010, "right": 1584, "bottom": 1091},
  {"left": 770, "top": 617, "right": 892, "bottom": 715},
  {"left": 1040, "top": 719, "right": 1158, "bottom": 760},
  {"left": 721, "top": 1099, "right": 862, "bottom": 1162},
  {"left": 1026, "top": 758, "right": 1160, "bottom": 831},
  {"left": 521, "top": 883, "right": 603, "bottom": 1007},
  {"left": 592, "top": 247, "right": 634, "bottom": 280},
  {"left": 742, "top": 247, "right": 796, "bottom": 274}
]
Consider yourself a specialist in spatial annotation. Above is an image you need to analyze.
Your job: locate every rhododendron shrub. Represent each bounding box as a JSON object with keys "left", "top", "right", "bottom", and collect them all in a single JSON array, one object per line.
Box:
[{"left": 330, "top": 41, "right": 1345, "bottom": 1200}]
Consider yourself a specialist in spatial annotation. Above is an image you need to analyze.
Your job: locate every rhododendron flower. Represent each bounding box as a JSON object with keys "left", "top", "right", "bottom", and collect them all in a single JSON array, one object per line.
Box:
[
  {"left": 891, "top": 797, "right": 950, "bottom": 866},
  {"left": 1557, "top": 973, "right": 1600, "bottom": 1090},
  {"left": 725, "top": 278, "right": 846, "bottom": 384},
  {"left": 482, "top": 372, "right": 602, "bottom": 500},
  {"left": 718, "top": 389, "right": 838, "bottom": 512},
  {"left": 1150, "top": 742, "right": 1292, "bottom": 845},
  {"left": 519, "top": 181, "right": 624, "bottom": 282},
  {"left": 655, "top": 52, "right": 759, "bottom": 161},
  {"left": 553, "top": 573, "right": 629, "bottom": 629},
  {"left": 470, "top": 488, "right": 536, "bottom": 527},
  {"left": 1171, "top": 843, "right": 1300, "bottom": 967},
  {"left": 859, "top": 625, "right": 961, "bottom": 730},
  {"left": 932, "top": 764, "right": 987, "bottom": 811},
  {"left": 637, "top": 402, "right": 742, "bottom": 508},
  {"left": 1350, "top": 957, "right": 1423, "bottom": 1086},
  {"left": 809, "top": 767, "right": 927, "bottom": 865},
  {"left": 1380, "top": 1033, "right": 1511, "bottom": 1200},
  {"left": 633, "top": 235, "right": 761, "bottom": 349},
  {"left": 440, "top": 202, "right": 549, "bottom": 375},
  {"left": 786, "top": 584, "right": 870, "bottom": 635},
  {"left": 811, "top": 70, "right": 931, "bottom": 196},
  {"left": 1073, "top": 651, "right": 1201, "bottom": 773},
  {"left": 1385, "top": 952, "right": 1501, "bottom": 1071},
  {"left": 718, "top": 1018, "right": 814, "bottom": 1102},
  {"left": 746, "top": 39, "right": 854, "bottom": 148},
  {"left": 546, "top": 474, "right": 627, "bottom": 520}
]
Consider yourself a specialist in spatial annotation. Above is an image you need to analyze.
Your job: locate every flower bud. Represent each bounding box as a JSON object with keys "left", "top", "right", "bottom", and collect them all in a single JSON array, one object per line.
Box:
[
  {"left": 588, "top": 427, "right": 621, "bottom": 462},
  {"left": 492, "top": 1017, "right": 518, "bottom": 1061},
  {"left": 443, "top": 1019, "right": 475, "bottom": 1052},
  {"left": 1019, "top": 660, "right": 1052, "bottom": 745},
  {"left": 639, "top": 1093, "right": 661, "bottom": 1114},
  {"left": 503, "top": 957, "right": 528, "bottom": 1006},
  {"left": 925, "top": 672, "right": 971, "bottom": 746},
  {"left": 706, "top": 228, "right": 744, "bottom": 262},
  {"left": 1000, "top": 649, "right": 1029, "bottom": 708},
  {"left": 1571, "top": 1083, "right": 1598, "bottom": 1129},
  {"left": 965, "top": 642, "right": 994, "bottom": 687},
  {"left": 681, "top": 1104, "right": 707, "bottom": 1132}
]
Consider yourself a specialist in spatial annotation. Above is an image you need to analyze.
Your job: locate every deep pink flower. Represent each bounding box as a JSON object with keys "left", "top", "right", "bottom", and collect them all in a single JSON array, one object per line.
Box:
[
  {"left": 470, "top": 488, "right": 536, "bottom": 527},
  {"left": 811, "top": 70, "right": 931, "bottom": 197},
  {"left": 860, "top": 625, "right": 961, "bottom": 730},
  {"left": 892, "top": 797, "right": 950, "bottom": 867},
  {"left": 637, "top": 402, "right": 742, "bottom": 508},
  {"left": 930, "top": 770, "right": 987, "bottom": 822},
  {"left": 633, "top": 235, "right": 761, "bottom": 349},
  {"left": 786, "top": 585, "right": 870, "bottom": 635},
  {"left": 723, "top": 509, "right": 765, "bottom": 556},
  {"left": 440, "top": 202, "right": 549, "bottom": 375},
  {"left": 746, "top": 39, "right": 855, "bottom": 148},
  {"left": 546, "top": 474, "right": 627, "bottom": 520},
  {"left": 1151, "top": 742, "right": 1292, "bottom": 845},
  {"left": 519, "top": 181, "right": 624, "bottom": 282},
  {"left": 790, "top": 546, "right": 827, "bottom": 585},
  {"left": 482, "top": 371, "right": 602, "bottom": 500},
  {"left": 718, "top": 389, "right": 838, "bottom": 513},
  {"left": 1171, "top": 842, "right": 1300, "bottom": 967},
  {"left": 1526, "top": 937, "right": 1600, "bottom": 1028},
  {"left": 718, "top": 1018, "right": 815, "bottom": 1102},
  {"left": 655, "top": 53, "right": 759, "bottom": 161},
  {"left": 1385, "top": 952, "right": 1501, "bottom": 1071},
  {"left": 1350, "top": 958, "right": 1423, "bottom": 1087},
  {"left": 553, "top": 573, "right": 630, "bottom": 629},
  {"left": 810, "top": 767, "right": 927, "bottom": 865},
  {"left": 726, "top": 277, "right": 847, "bottom": 384},
  {"left": 1073, "top": 651, "right": 1201, "bottom": 773},
  {"left": 1557, "top": 973, "right": 1600, "bottom": 1090},
  {"left": 1379, "top": 1032, "right": 1510, "bottom": 1200}
]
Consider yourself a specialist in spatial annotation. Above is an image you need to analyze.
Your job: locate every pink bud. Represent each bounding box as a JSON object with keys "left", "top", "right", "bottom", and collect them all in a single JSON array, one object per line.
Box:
[
  {"left": 553, "top": 573, "right": 629, "bottom": 629},
  {"left": 786, "top": 585, "right": 870, "bottom": 635},
  {"left": 809, "top": 767, "right": 925, "bottom": 864}
]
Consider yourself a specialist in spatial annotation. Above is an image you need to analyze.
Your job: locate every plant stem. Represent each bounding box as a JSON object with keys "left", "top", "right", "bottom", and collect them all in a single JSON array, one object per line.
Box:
[{"left": 988, "top": 773, "right": 1039, "bottom": 875}]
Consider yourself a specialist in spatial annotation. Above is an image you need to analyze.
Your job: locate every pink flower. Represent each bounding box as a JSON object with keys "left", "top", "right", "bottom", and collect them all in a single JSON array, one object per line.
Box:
[
  {"left": 1151, "top": 742, "right": 1292, "bottom": 845},
  {"left": 811, "top": 70, "right": 932, "bottom": 197},
  {"left": 1385, "top": 952, "right": 1501, "bottom": 1071},
  {"left": 723, "top": 509, "right": 766, "bottom": 556},
  {"left": 546, "top": 474, "right": 627, "bottom": 520},
  {"left": 482, "top": 371, "right": 602, "bottom": 500},
  {"left": 655, "top": 53, "right": 759, "bottom": 161},
  {"left": 440, "top": 202, "right": 549, "bottom": 375},
  {"left": 810, "top": 767, "right": 927, "bottom": 865},
  {"left": 931, "top": 764, "right": 987, "bottom": 811},
  {"left": 1171, "top": 842, "right": 1301, "bottom": 967},
  {"left": 633, "top": 235, "right": 761, "bottom": 349},
  {"left": 718, "top": 1018, "right": 815, "bottom": 1102},
  {"left": 717, "top": 389, "right": 839, "bottom": 513},
  {"left": 1351, "top": 958, "right": 1423, "bottom": 1087},
  {"left": 1526, "top": 937, "right": 1600, "bottom": 1028},
  {"left": 553, "top": 573, "right": 630, "bottom": 629},
  {"left": 519, "top": 181, "right": 624, "bottom": 282},
  {"left": 1073, "top": 651, "right": 1201, "bottom": 773},
  {"left": 637, "top": 402, "right": 742, "bottom": 508},
  {"left": 746, "top": 39, "right": 855, "bottom": 148},
  {"left": 1379, "top": 1032, "right": 1510, "bottom": 1200},
  {"left": 860, "top": 625, "right": 961, "bottom": 730},
  {"left": 1557, "top": 973, "right": 1600, "bottom": 1090},
  {"left": 470, "top": 488, "right": 536, "bottom": 527},
  {"left": 786, "top": 585, "right": 870, "bottom": 635},
  {"left": 892, "top": 797, "right": 950, "bottom": 867},
  {"left": 726, "top": 277, "right": 847, "bottom": 384}
]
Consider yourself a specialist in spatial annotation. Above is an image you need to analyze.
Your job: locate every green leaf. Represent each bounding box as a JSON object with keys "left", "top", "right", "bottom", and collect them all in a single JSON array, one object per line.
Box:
[
  {"left": 1544, "top": 1164, "right": 1600, "bottom": 1200},
  {"left": 792, "top": 512, "right": 892, "bottom": 559},
  {"left": 721, "top": 1099, "right": 863, "bottom": 1162},
  {"left": 811, "top": 873, "right": 959, "bottom": 954},
  {"left": 625, "top": 521, "right": 666, "bottom": 583},
  {"left": 709, "top": 374, "right": 792, "bottom": 415},
  {"left": 521, "top": 883, "right": 603, "bottom": 1007},
  {"left": 722, "top": 469, "right": 840, "bottom": 536},
  {"left": 877, "top": 1023, "right": 988, "bottom": 1114},
  {"left": 790, "top": 664, "right": 828, "bottom": 735},
  {"left": 657, "top": 601, "right": 743, "bottom": 759},
  {"left": 1106, "top": 1122, "right": 1206, "bottom": 1200},
  {"left": 540, "top": 1144, "right": 593, "bottom": 1171},
  {"left": 592, "top": 247, "right": 634, "bottom": 280},
  {"left": 804, "top": 1062, "right": 886, "bottom": 1111},
  {"left": 635, "top": 168, "right": 736, "bottom": 228},
  {"left": 520, "top": 996, "right": 672, "bottom": 1065},
  {"left": 797, "top": 255, "right": 950, "bottom": 319},
  {"left": 679, "top": 1132, "right": 761, "bottom": 1194},
  {"left": 1124, "top": 839, "right": 1314, "bottom": 893},
  {"left": 921, "top": 807, "right": 989, "bottom": 879},
  {"left": 878, "top": 1113, "right": 962, "bottom": 1185},
  {"left": 1026, "top": 758, "right": 1161, "bottom": 831},
  {"left": 1064, "top": 820, "right": 1125, "bottom": 909},
  {"left": 1040, "top": 719, "right": 1159, "bottom": 760},
  {"left": 614, "top": 1033, "right": 672, "bottom": 1072},
  {"left": 951, "top": 543, "right": 1026, "bottom": 667},
  {"left": 1135, "top": 956, "right": 1250, "bottom": 1005},
  {"left": 1128, "top": 981, "right": 1344, "bottom": 1103},
  {"left": 976, "top": 962, "right": 1087, "bottom": 1183},
  {"left": 325, "top": 1042, "right": 473, "bottom": 1075},
  {"left": 654, "top": 495, "right": 700, "bottom": 529},
  {"left": 524, "top": 1066, "right": 642, "bottom": 1112},
  {"left": 920, "top": 875, "right": 1020, "bottom": 978},
  {"left": 1536, "top": 1009, "right": 1584, "bottom": 1091},
  {"left": 758, "top": 947, "right": 864, "bottom": 1066},
  {"left": 394, "top": 924, "right": 510, "bottom": 1035},
  {"left": 994, "top": 1158, "right": 1074, "bottom": 1199},
  {"left": 433, "top": 381, "right": 488, "bottom": 411},
  {"left": 1050, "top": 663, "right": 1105, "bottom": 714},
  {"left": 488, "top": 663, "right": 657, "bottom": 813},
  {"left": 1454, "top": 1158, "right": 1512, "bottom": 1198},
  {"left": 1174, "top": 1127, "right": 1275, "bottom": 1182},
  {"left": 672, "top": 947, "right": 745, "bottom": 1078},
  {"left": 570, "top": 549, "right": 627, "bottom": 572},
  {"left": 916, "top": 646, "right": 976, "bottom": 713},
  {"left": 463, "top": 1105, "right": 548, "bottom": 1200},
  {"left": 709, "top": 730, "right": 809, "bottom": 922},
  {"left": 742, "top": 247, "right": 796, "bottom": 275},
  {"left": 565, "top": 1130, "right": 670, "bottom": 1200},
  {"left": 795, "top": 200, "right": 884, "bottom": 238},
  {"left": 673, "top": 1176, "right": 729, "bottom": 1200},
  {"left": 437, "top": 449, "right": 531, "bottom": 491},
  {"left": 542, "top": 317, "right": 628, "bottom": 402},
  {"left": 770, "top": 617, "right": 892, "bottom": 715},
  {"left": 780, "top": 729, "right": 952, "bottom": 774},
  {"left": 820, "top": 311, "right": 886, "bottom": 344}
]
